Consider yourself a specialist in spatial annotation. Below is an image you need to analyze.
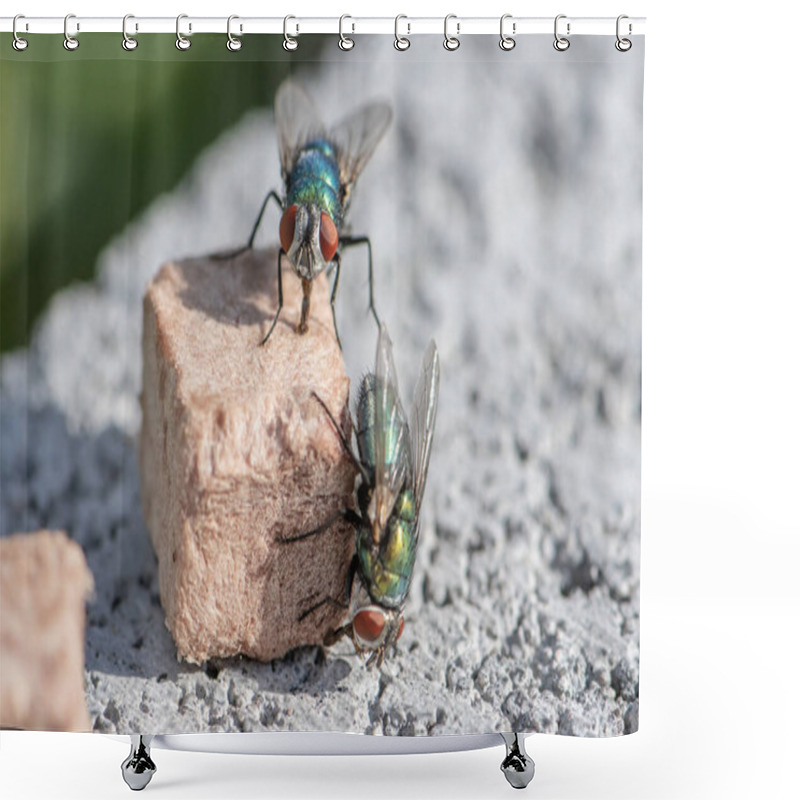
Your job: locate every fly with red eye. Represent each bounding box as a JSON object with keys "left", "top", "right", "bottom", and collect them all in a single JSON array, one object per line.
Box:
[
  {"left": 217, "top": 80, "right": 391, "bottom": 348},
  {"left": 278, "top": 204, "right": 298, "bottom": 255},
  {"left": 279, "top": 326, "right": 439, "bottom": 671},
  {"left": 318, "top": 212, "right": 339, "bottom": 263}
]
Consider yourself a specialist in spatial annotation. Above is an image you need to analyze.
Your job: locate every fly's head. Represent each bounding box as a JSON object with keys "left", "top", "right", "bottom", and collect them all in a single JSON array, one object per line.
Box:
[
  {"left": 279, "top": 203, "right": 339, "bottom": 280},
  {"left": 350, "top": 604, "right": 405, "bottom": 669}
]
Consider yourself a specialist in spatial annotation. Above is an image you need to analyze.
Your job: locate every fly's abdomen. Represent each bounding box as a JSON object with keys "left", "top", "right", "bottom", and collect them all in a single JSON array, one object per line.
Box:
[{"left": 287, "top": 139, "right": 342, "bottom": 225}]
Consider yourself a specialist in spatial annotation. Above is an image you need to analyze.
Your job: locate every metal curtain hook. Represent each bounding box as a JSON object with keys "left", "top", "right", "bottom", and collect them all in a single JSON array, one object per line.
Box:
[
  {"left": 615, "top": 14, "right": 632, "bottom": 51},
  {"left": 553, "top": 14, "right": 570, "bottom": 51},
  {"left": 339, "top": 14, "right": 354, "bottom": 50},
  {"left": 64, "top": 13, "right": 79, "bottom": 51},
  {"left": 227, "top": 15, "right": 242, "bottom": 51},
  {"left": 444, "top": 13, "right": 460, "bottom": 51},
  {"left": 12, "top": 14, "right": 29, "bottom": 51},
  {"left": 394, "top": 15, "right": 410, "bottom": 51},
  {"left": 283, "top": 15, "right": 298, "bottom": 51},
  {"left": 499, "top": 14, "right": 516, "bottom": 51},
  {"left": 176, "top": 14, "right": 191, "bottom": 50},
  {"left": 122, "top": 14, "right": 138, "bottom": 51}
]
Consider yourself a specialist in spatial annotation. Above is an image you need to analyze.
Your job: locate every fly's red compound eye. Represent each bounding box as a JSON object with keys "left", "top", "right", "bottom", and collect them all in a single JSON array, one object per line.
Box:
[
  {"left": 353, "top": 609, "right": 385, "bottom": 644},
  {"left": 279, "top": 205, "right": 298, "bottom": 254},
  {"left": 319, "top": 212, "right": 339, "bottom": 263},
  {"left": 396, "top": 616, "right": 404, "bottom": 640}
]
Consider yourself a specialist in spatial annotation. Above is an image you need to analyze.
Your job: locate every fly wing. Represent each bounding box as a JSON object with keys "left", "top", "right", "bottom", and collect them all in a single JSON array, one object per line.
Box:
[
  {"left": 329, "top": 101, "right": 392, "bottom": 200},
  {"left": 275, "top": 80, "right": 324, "bottom": 179},
  {"left": 369, "top": 324, "right": 411, "bottom": 544},
  {"left": 410, "top": 340, "right": 440, "bottom": 537}
]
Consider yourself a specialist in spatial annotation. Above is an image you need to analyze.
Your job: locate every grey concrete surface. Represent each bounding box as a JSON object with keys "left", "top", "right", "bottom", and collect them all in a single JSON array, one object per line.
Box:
[{"left": 0, "top": 36, "right": 642, "bottom": 736}]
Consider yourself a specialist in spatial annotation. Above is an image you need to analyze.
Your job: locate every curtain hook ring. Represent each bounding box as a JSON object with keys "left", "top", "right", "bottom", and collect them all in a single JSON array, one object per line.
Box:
[
  {"left": 553, "top": 14, "right": 570, "bottom": 51},
  {"left": 176, "top": 14, "right": 191, "bottom": 50},
  {"left": 499, "top": 14, "right": 516, "bottom": 51},
  {"left": 227, "top": 15, "right": 242, "bottom": 51},
  {"left": 63, "top": 13, "right": 79, "bottom": 51},
  {"left": 12, "top": 14, "right": 29, "bottom": 51},
  {"left": 615, "top": 14, "right": 632, "bottom": 52},
  {"left": 339, "top": 14, "right": 355, "bottom": 50},
  {"left": 394, "top": 15, "right": 410, "bottom": 51},
  {"left": 122, "top": 14, "right": 138, "bottom": 51},
  {"left": 283, "top": 15, "right": 298, "bottom": 51},
  {"left": 444, "top": 14, "right": 460, "bottom": 51}
]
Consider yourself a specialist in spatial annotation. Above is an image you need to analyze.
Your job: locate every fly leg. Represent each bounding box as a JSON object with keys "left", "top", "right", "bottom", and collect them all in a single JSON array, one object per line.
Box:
[
  {"left": 338, "top": 234, "right": 381, "bottom": 329},
  {"left": 283, "top": 519, "right": 358, "bottom": 635},
  {"left": 328, "top": 254, "right": 343, "bottom": 350},
  {"left": 309, "top": 391, "right": 370, "bottom": 485},
  {"left": 297, "top": 556, "right": 359, "bottom": 634},
  {"left": 248, "top": 189, "right": 284, "bottom": 250},
  {"left": 278, "top": 508, "right": 361, "bottom": 545},
  {"left": 259, "top": 248, "right": 284, "bottom": 346},
  {"left": 212, "top": 189, "right": 283, "bottom": 261},
  {"left": 298, "top": 595, "right": 348, "bottom": 622},
  {"left": 297, "top": 278, "right": 312, "bottom": 334},
  {"left": 324, "top": 622, "right": 354, "bottom": 647}
]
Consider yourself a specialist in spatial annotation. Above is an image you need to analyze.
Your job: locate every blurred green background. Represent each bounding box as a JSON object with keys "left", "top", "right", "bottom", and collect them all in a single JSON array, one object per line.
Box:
[{"left": 0, "top": 33, "right": 319, "bottom": 352}]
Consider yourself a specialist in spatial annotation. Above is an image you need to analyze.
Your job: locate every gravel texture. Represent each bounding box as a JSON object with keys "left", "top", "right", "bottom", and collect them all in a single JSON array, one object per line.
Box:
[{"left": 0, "top": 35, "right": 643, "bottom": 737}]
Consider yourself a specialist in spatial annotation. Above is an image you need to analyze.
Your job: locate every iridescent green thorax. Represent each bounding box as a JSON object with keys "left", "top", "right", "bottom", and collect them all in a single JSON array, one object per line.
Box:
[
  {"left": 357, "top": 489, "right": 417, "bottom": 608},
  {"left": 356, "top": 375, "right": 411, "bottom": 485},
  {"left": 287, "top": 138, "right": 343, "bottom": 225}
]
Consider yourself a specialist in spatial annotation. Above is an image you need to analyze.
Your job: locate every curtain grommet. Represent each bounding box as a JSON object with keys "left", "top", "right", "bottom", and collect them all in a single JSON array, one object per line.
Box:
[
  {"left": 615, "top": 15, "right": 632, "bottom": 51},
  {"left": 553, "top": 14, "right": 570, "bottom": 51},
  {"left": 122, "top": 14, "right": 138, "bottom": 51},
  {"left": 394, "top": 15, "right": 410, "bottom": 51},
  {"left": 444, "top": 14, "right": 460, "bottom": 51},
  {"left": 339, "top": 14, "right": 355, "bottom": 51},
  {"left": 12, "top": 14, "right": 29, "bottom": 51},
  {"left": 63, "top": 13, "right": 79, "bottom": 51},
  {"left": 499, "top": 14, "right": 516, "bottom": 51},
  {"left": 283, "top": 15, "right": 299, "bottom": 51},
  {"left": 227, "top": 15, "right": 243, "bottom": 52},
  {"left": 175, "top": 14, "right": 191, "bottom": 51}
]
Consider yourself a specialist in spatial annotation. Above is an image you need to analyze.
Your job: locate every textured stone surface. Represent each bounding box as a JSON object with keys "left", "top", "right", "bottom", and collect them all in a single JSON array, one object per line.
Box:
[
  {"left": 140, "top": 252, "right": 355, "bottom": 664},
  {"left": 0, "top": 36, "right": 642, "bottom": 736},
  {"left": 0, "top": 530, "right": 93, "bottom": 731}
]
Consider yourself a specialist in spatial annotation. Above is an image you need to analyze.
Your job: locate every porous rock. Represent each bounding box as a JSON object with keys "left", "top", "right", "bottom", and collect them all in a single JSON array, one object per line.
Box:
[
  {"left": 0, "top": 530, "right": 93, "bottom": 731},
  {"left": 139, "top": 248, "right": 356, "bottom": 664}
]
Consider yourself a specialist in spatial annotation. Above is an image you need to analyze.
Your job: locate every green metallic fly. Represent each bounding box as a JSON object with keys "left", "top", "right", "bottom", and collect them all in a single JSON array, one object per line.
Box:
[
  {"left": 284, "top": 324, "right": 440, "bottom": 668},
  {"left": 222, "top": 80, "right": 392, "bottom": 347}
]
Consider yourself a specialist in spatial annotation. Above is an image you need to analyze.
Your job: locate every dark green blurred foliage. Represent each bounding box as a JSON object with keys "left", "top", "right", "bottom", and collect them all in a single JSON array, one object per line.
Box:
[{"left": 0, "top": 33, "right": 321, "bottom": 352}]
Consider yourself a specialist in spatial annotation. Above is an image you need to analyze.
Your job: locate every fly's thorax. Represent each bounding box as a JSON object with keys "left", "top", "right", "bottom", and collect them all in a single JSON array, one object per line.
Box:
[
  {"left": 302, "top": 137, "right": 337, "bottom": 161},
  {"left": 287, "top": 141, "right": 342, "bottom": 225}
]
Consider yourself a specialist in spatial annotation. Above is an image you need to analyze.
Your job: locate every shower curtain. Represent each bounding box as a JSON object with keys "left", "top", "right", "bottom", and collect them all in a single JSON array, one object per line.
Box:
[{"left": 0, "top": 26, "right": 643, "bottom": 741}]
